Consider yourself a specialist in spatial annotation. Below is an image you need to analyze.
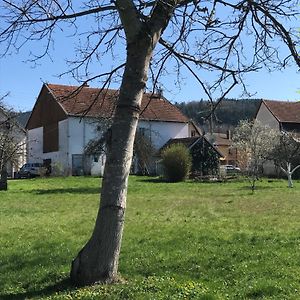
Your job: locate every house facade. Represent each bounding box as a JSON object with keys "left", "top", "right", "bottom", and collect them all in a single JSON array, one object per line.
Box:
[
  {"left": 256, "top": 100, "right": 300, "bottom": 131},
  {"left": 203, "top": 131, "right": 238, "bottom": 167},
  {"left": 256, "top": 99, "right": 300, "bottom": 175},
  {"left": 26, "top": 83, "right": 191, "bottom": 176}
]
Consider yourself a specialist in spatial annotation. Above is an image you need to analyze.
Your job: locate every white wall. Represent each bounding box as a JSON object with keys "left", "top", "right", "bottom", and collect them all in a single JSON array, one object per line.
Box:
[
  {"left": 68, "top": 117, "right": 100, "bottom": 153},
  {"left": 28, "top": 117, "right": 190, "bottom": 176},
  {"left": 256, "top": 103, "right": 281, "bottom": 176},
  {"left": 91, "top": 153, "right": 106, "bottom": 176},
  {"left": 138, "top": 120, "right": 189, "bottom": 150},
  {"left": 27, "top": 127, "right": 44, "bottom": 163},
  {"left": 68, "top": 117, "right": 106, "bottom": 176},
  {"left": 28, "top": 119, "right": 69, "bottom": 175}
]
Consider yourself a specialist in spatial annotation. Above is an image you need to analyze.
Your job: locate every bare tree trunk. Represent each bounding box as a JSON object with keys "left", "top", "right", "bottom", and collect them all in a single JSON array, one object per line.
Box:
[
  {"left": 70, "top": 37, "right": 153, "bottom": 286},
  {"left": 0, "top": 149, "right": 8, "bottom": 191},
  {"left": 287, "top": 172, "right": 293, "bottom": 188},
  {"left": 0, "top": 165, "right": 8, "bottom": 191},
  {"left": 281, "top": 163, "right": 298, "bottom": 188}
]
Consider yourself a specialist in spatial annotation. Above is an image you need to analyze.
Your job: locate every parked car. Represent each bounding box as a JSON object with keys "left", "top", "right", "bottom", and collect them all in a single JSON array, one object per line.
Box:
[
  {"left": 220, "top": 165, "right": 241, "bottom": 175},
  {"left": 15, "top": 163, "right": 46, "bottom": 178}
]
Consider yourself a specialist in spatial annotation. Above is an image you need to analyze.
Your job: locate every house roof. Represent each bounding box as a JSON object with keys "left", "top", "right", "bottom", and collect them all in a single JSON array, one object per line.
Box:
[
  {"left": 162, "top": 137, "right": 201, "bottom": 149},
  {"left": 204, "top": 133, "right": 232, "bottom": 146},
  {"left": 212, "top": 135, "right": 232, "bottom": 147},
  {"left": 46, "top": 83, "right": 189, "bottom": 123},
  {"left": 262, "top": 100, "right": 300, "bottom": 123},
  {"left": 160, "top": 136, "right": 223, "bottom": 157}
]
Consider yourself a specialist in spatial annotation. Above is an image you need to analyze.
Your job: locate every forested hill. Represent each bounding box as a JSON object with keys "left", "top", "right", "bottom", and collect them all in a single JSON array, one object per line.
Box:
[{"left": 176, "top": 98, "right": 261, "bottom": 129}]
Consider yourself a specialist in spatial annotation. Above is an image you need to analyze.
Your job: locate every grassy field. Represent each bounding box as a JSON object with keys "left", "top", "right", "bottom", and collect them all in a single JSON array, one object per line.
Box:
[{"left": 1, "top": 176, "right": 300, "bottom": 299}]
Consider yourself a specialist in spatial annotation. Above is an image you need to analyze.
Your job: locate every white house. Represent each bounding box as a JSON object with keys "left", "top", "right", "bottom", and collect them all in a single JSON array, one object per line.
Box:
[{"left": 26, "top": 83, "right": 196, "bottom": 176}]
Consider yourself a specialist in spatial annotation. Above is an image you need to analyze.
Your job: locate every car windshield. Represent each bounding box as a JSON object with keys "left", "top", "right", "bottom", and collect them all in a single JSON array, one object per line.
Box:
[{"left": 21, "top": 164, "right": 30, "bottom": 169}]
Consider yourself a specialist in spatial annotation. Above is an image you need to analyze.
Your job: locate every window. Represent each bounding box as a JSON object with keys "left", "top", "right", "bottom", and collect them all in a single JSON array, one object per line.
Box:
[{"left": 139, "top": 127, "right": 146, "bottom": 136}]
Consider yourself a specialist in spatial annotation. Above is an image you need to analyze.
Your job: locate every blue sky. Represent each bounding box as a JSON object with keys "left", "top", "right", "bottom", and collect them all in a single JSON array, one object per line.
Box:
[
  {"left": 0, "top": 5, "right": 299, "bottom": 112},
  {"left": 1, "top": 50, "right": 299, "bottom": 112},
  {"left": 1, "top": 55, "right": 298, "bottom": 112}
]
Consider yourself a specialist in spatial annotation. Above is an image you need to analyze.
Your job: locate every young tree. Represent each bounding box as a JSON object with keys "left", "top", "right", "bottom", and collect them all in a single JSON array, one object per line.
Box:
[
  {"left": 1, "top": 0, "right": 300, "bottom": 286},
  {"left": 0, "top": 101, "right": 26, "bottom": 190},
  {"left": 272, "top": 131, "right": 300, "bottom": 188},
  {"left": 133, "top": 130, "right": 155, "bottom": 175},
  {"left": 232, "top": 120, "right": 278, "bottom": 191}
]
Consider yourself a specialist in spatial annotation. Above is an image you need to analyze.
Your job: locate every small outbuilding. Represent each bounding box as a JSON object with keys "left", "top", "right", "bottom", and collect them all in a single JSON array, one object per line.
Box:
[{"left": 160, "top": 136, "right": 223, "bottom": 176}]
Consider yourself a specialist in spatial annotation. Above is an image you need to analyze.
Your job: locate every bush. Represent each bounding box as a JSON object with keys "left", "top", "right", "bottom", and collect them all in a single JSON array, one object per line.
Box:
[{"left": 161, "top": 144, "right": 192, "bottom": 182}]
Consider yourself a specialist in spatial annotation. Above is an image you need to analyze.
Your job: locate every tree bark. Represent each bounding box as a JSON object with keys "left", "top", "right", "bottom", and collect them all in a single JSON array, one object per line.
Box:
[
  {"left": 70, "top": 33, "right": 154, "bottom": 286},
  {"left": 70, "top": 0, "right": 177, "bottom": 285},
  {"left": 0, "top": 167, "right": 8, "bottom": 191},
  {"left": 287, "top": 172, "right": 293, "bottom": 188}
]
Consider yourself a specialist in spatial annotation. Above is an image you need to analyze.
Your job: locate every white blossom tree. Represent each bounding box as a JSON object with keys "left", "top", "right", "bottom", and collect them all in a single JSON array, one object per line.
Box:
[
  {"left": 1, "top": 0, "right": 300, "bottom": 286},
  {"left": 233, "top": 120, "right": 278, "bottom": 191}
]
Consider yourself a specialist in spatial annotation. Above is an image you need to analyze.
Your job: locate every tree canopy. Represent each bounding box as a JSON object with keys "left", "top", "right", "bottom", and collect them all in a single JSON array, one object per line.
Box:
[{"left": 1, "top": 1, "right": 299, "bottom": 101}]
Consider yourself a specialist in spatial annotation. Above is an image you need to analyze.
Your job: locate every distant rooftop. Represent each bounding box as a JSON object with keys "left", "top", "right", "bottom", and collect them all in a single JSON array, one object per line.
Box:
[{"left": 262, "top": 100, "right": 300, "bottom": 123}]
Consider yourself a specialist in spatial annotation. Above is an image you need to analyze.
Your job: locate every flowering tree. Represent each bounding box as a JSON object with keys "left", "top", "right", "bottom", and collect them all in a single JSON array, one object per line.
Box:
[{"left": 233, "top": 120, "right": 278, "bottom": 191}]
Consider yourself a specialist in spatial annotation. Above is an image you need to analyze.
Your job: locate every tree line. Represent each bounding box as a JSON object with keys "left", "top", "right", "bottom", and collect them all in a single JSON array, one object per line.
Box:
[{"left": 176, "top": 98, "right": 261, "bottom": 131}]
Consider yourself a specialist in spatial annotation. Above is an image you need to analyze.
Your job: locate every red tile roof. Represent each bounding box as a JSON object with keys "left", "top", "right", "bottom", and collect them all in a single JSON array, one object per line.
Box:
[
  {"left": 46, "top": 84, "right": 189, "bottom": 123},
  {"left": 263, "top": 100, "right": 300, "bottom": 123}
]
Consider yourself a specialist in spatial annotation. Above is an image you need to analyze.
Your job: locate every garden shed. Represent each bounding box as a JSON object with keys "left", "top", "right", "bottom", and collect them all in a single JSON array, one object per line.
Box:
[{"left": 160, "top": 136, "right": 223, "bottom": 176}]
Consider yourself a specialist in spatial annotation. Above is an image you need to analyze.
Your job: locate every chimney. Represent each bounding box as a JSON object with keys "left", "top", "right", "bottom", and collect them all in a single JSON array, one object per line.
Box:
[{"left": 156, "top": 87, "right": 163, "bottom": 98}]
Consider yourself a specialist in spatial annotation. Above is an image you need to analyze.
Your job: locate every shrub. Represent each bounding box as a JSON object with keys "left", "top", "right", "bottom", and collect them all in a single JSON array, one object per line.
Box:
[{"left": 161, "top": 144, "right": 192, "bottom": 182}]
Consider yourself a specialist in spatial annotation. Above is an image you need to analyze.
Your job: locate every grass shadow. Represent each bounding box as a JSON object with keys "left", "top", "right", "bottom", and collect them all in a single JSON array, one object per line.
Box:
[
  {"left": 136, "top": 177, "right": 166, "bottom": 183},
  {"left": 239, "top": 185, "right": 280, "bottom": 191},
  {"left": 0, "top": 278, "right": 73, "bottom": 300},
  {"left": 31, "top": 187, "right": 101, "bottom": 195}
]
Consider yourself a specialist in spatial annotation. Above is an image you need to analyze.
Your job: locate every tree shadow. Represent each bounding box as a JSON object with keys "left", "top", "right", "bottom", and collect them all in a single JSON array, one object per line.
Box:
[
  {"left": 0, "top": 278, "right": 73, "bottom": 300},
  {"left": 136, "top": 177, "right": 166, "bottom": 183},
  {"left": 239, "top": 185, "right": 278, "bottom": 191},
  {"left": 31, "top": 187, "right": 101, "bottom": 195}
]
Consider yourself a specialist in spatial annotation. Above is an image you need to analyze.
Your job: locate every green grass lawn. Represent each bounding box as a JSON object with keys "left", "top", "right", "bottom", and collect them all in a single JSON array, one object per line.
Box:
[{"left": 1, "top": 176, "right": 300, "bottom": 299}]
